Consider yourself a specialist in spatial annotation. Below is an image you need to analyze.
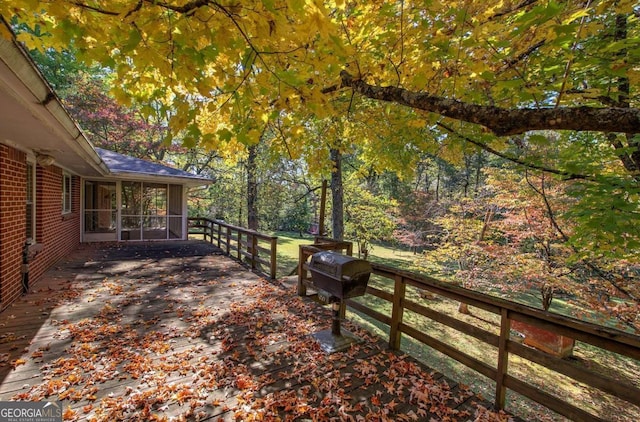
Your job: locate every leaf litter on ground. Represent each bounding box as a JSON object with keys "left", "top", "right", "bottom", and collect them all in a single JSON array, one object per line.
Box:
[{"left": 6, "top": 251, "right": 513, "bottom": 422}]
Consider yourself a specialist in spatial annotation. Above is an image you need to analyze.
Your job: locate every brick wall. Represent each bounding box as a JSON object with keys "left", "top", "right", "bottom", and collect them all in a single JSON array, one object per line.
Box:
[
  {"left": 0, "top": 144, "right": 27, "bottom": 308},
  {"left": 0, "top": 144, "right": 81, "bottom": 311},
  {"left": 29, "top": 166, "right": 81, "bottom": 283}
]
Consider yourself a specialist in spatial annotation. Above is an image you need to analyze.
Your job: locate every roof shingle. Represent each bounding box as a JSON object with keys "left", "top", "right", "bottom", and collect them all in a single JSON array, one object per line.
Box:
[{"left": 96, "top": 147, "right": 211, "bottom": 183}]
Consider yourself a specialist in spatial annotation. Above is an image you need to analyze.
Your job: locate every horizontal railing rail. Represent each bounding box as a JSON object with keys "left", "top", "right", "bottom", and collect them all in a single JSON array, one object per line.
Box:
[
  {"left": 188, "top": 217, "right": 278, "bottom": 279},
  {"left": 297, "top": 242, "right": 640, "bottom": 422}
]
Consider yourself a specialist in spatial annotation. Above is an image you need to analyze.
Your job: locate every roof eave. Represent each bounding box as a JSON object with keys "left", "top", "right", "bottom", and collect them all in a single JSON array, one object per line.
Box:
[
  {"left": 106, "top": 171, "right": 214, "bottom": 187},
  {"left": 0, "top": 18, "right": 109, "bottom": 176}
]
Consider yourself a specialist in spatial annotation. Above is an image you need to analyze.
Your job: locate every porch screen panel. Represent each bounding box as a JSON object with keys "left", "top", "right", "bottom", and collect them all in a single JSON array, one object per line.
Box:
[
  {"left": 168, "top": 184, "right": 183, "bottom": 239},
  {"left": 121, "top": 181, "right": 142, "bottom": 240},
  {"left": 142, "top": 183, "right": 167, "bottom": 240},
  {"left": 84, "top": 181, "right": 116, "bottom": 233}
]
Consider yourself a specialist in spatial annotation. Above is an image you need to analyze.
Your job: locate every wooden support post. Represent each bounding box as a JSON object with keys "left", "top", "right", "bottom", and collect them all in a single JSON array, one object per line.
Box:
[
  {"left": 237, "top": 232, "right": 242, "bottom": 260},
  {"left": 495, "top": 308, "right": 511, "bottom": 410},
  {"left": 318, "top": 180, "right": 327, "bottom": 236},
  {"left": 269, "top": 237, "right": 277, "bottom": 279},
  {"left": 250, "top": 234, "right": 257, "bottom": 269},
  {"left": 216, "top": 222, "right": 222, "bottom": 248},
  {"left": 389, "top": 275, "right": 406, "bottom": 350},
  {"left": 297, "top": 246, "right": 307, "bottom": 296},
  {"left": 226, "top": 226, "right": 231, "bottom": 255}
]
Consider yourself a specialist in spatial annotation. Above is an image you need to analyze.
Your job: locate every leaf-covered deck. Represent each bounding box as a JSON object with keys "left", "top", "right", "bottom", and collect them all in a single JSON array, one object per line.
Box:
[{"left": 0, "top": 241, "right": 513, "bottom": 421}]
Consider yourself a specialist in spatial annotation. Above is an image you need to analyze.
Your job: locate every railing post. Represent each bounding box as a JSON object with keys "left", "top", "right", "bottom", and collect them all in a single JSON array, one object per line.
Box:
[
  {"left": 207, "top": 219, "right": 213, "bottom": 243},
  {"left": 269, "top": 237, "right": 277, "bottom": 279},
  {"left": 495, "top": 308, "right": 511, "bottom": 410},
  {"left": 250, "top": 233, "right": 257, "bottom": 270},
  {"left": 225, "top": 226, "right": 231, "bottom": 255},
  {"left": 237, "top": 231, "right": 242, "bottom": 260},
  {"left": 216, "top": 222, "right": 221, "bottom": 248},
  {"left": 389, "top": 275, "right": 406, "bottom": 350},
  {"left": 297, "top": 245, "right": 307, "bottom": 296}
]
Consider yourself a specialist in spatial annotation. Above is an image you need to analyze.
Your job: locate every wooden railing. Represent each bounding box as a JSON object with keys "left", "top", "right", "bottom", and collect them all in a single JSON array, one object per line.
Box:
[
  {"left": 297, "top": 243, "right": 640, "bottom": 421},
  {"left": 188, "top": 217, "right": 278, "bottom": 279}
]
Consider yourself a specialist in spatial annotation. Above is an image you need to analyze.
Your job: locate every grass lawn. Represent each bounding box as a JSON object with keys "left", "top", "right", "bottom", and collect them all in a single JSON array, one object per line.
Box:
[
  {"left": 271, "top": 231, "right": 419, "bottom": 277},
  {"left": 272, "top": 231, "right": 640, "bottom": 422}
]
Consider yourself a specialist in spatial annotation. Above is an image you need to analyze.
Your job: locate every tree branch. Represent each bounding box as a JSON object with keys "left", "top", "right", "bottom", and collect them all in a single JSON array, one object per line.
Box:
[
  {"left": 338, "top": 71, "right": 640, "bottom": 136},
  {"left": 436, "top": 122, "right": 593, "bottom": 181},
  {"left": 71, "top": 0, "right": 213, "bottom": 17},
  {"left": 525, "top": 171, "right": 638, "bottom": 302}
]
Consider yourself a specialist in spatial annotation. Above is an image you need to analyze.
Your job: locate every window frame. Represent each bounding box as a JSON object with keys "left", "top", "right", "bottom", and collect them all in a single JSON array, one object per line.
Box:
[{"left": 62, "top": 172, "right": 72, "bottom": 214}]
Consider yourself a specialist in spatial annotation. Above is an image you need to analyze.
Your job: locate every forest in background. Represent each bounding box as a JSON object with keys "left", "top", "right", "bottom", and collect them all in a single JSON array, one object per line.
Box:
[
  {"left": 30, "top": 46, "right": 638, "bottom": 333},
  {"left": 6, "top": 1, "right": 638, "bottom": 333}
]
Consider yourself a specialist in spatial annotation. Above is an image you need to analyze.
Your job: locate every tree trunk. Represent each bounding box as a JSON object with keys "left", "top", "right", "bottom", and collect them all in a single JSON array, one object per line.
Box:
[
  {"left": 474, "top": 151, "right": 484, "bottom": 194},
  {"left": 247, "top": 144, "right": 258, "bottom": 231},
  {"left": 330, "top": 148, "right": 344, "bottom": 240},
  {"left": 435, "top": 163, "right": 441, "bottom": 203},
  {"left": 479, "top": 207, "right": 494, "bottom": 242},
  {"left": 607, "top": 14, "right": 640, "bottom": 179}
]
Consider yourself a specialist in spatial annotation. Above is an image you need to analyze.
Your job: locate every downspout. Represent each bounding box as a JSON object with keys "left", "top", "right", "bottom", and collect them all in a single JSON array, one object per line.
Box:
[{"left": 21, "top": 241, "right": 43, "bottom": 294}]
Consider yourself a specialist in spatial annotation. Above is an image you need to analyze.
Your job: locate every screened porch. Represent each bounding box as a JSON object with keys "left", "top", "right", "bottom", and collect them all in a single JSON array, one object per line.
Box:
[{"left": 83, "top": 180, "right": 186, "bottom": 242}]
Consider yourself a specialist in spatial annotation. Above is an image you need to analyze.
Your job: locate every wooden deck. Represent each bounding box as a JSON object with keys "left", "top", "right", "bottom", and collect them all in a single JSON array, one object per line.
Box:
[{"left": 0, "top": 241, "right": 512, "bottom": 421}]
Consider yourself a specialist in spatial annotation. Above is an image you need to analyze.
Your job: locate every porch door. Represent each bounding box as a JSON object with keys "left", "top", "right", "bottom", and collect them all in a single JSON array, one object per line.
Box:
[
  {"left": 84, "top": 181, "right": 117, "bottom": 242},
  {"left": 121, "top": 182, "right": 184, "bottom": 241}
]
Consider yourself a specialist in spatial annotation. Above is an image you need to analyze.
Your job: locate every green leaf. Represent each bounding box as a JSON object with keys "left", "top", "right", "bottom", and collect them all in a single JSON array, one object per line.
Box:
[
  {"left": 217, "top": 128, "right": 234, "bottom": 142},
  {"left": 121, "top": 28, "right": 141, "bottom": 53}
]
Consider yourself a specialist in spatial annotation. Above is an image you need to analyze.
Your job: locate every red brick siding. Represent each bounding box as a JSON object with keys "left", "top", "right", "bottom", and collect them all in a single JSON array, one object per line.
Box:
[
  {"left": 0, "top": 145, "right": 81, "bottom": 311},
  {"left": 29, "top": 166, "right": 81, "bottom": 286},
  {"left": 0, "top": 145, "right": 27, "bottom": 308}
]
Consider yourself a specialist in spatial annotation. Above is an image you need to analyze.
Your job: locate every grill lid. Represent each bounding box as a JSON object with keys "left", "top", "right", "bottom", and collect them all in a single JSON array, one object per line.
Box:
[{"left": 309, "top": 251, "right": 371, "bottom": 281}]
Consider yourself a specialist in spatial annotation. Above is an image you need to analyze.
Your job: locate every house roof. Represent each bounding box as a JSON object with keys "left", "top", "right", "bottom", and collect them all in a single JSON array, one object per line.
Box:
[
  {"left": 0, "top": 19, "right": 212, "bottom": 187},
  {"left": 96, "top": 148, "right": 211, "bottom": 186},
  {"left": 0, "top": 19, "right": 108, "bottom": 177}
]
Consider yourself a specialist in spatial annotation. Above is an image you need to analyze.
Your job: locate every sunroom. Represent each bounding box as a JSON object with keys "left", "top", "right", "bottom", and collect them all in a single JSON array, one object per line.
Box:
[{"left": 83, "top": 148, "right": 211, "bottom": 243}]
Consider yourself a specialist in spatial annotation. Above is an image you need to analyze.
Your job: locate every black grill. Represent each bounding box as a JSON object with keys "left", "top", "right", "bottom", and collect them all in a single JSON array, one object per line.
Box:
[
  {"left": 307, "top": 250, "right": 372, "bottom": 352},
  {"left": 308, "top": 251, "right": 371, "bottom": 302}
]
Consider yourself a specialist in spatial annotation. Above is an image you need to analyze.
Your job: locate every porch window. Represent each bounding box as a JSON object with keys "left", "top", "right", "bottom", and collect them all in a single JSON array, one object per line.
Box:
[
  {"left": 84, "top": 181, "right": 116, "bottom": 235},
  {"left": 168, "top": 184, "right": 183, "bottom": 239},
  {"left": 121, "top": 182, "right": 183, "bottom": 241},
  {"left": 121, "top": 181, "right": 142, "bottom": 240},
  {"left": 62, "top": 173, "right": 72, "bottom": 214},
  {"left": 26, "top": 161, "right": 35, "bottom": 242}
]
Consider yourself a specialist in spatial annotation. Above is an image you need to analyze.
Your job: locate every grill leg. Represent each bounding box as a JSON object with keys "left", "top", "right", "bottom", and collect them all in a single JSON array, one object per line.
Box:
[
  {"left": 331, "top": 302, "right": 341, "bottom": 336},
  {"left": 312, "top": 299, "right": 362, "bottom": 354}
]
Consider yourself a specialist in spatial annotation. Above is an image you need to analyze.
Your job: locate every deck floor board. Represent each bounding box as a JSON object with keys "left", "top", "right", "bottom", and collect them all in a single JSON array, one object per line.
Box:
[{"left": 1, "top": 241, "right": 514, "bottom": 421}]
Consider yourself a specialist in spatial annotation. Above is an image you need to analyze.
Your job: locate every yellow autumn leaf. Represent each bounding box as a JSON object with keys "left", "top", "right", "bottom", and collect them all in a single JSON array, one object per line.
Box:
[
  {"left": 407, "top": 119, "right": 424, "bottom": 128},
  {"left": 11, "top": 358, "right": 26, "bottom": 367}
]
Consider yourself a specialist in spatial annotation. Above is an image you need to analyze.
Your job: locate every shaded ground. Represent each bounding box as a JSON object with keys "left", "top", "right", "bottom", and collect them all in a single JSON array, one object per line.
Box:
[{"left": 0, "top": 241, "right": 513, "bottom": 421}]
